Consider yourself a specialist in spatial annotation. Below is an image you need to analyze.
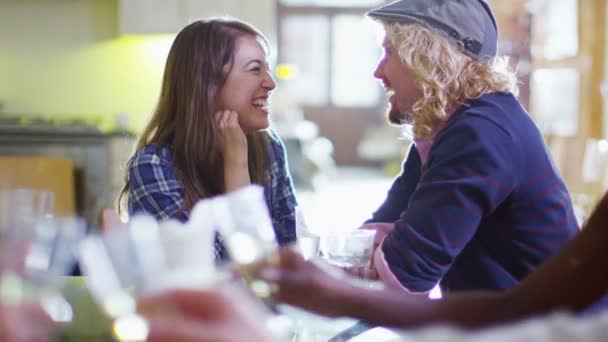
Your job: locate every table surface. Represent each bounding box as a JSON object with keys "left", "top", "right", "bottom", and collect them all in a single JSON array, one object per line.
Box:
[{"left": 58, "top": 277, "right": 370, "bottom": 341}]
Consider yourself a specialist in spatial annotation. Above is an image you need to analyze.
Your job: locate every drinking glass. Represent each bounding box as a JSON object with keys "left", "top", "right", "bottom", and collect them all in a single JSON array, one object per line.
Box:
[
  {"left": 79, "top": 212, "right": 220, "bottom": 341},
  {"left": 0, "top": 189, "right": 85, "bottom": 326},
  {"left": 210, "top": 185, "right": 280, "bottom": 298},
  {"left": 295, "top": 206, "right": 320, "bottom": 260},
  {"left": 321, "top": 230, "right": 375, "bottom": 268}
]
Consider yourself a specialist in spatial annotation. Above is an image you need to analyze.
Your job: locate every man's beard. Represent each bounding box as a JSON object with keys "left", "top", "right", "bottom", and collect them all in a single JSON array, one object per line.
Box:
[{"left": 387, "top": 102, "right": 412, "bottom": 125}]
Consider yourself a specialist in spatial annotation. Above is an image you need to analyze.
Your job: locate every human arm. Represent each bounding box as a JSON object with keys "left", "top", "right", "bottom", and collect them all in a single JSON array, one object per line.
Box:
[
  {"left": 504, "top": 191, "right": 608, "bottom": 316},
  {"left": 364, "top": 144, "right": 422, "bottom": 224},
  {"left": 345, "top": 145, "right": 421, "bottom": 280},
  {"left": 377, "top": 115, "right": 518, "bottom": 291},
  {"left": 128, "top": 146, "right": 187, "bottom": 221},
  {"left": 267, "top": 129, "right": 298, "bottom": 244},
  {"left": 217, "top": 110, "right": 251, "bottom": 192},
  {"left": 261, "top": 195, "right": 608, "bottom": 329},
  {"left": 259, "top": 247, "right": 506, "bottom": 327},
  {"left": 128, "top": 146, "right": 227, "bottom": 258}
]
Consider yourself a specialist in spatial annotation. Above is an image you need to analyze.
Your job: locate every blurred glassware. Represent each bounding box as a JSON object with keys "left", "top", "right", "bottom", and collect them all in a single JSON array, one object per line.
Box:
[
  {"left": 79, "top": 211, "right": 219, "bottom": 342},
  {"left": 321, "top": 230, "right": 375, "bottom": 268},
  {"left": 0, "top": 188, "right": 85, "bottom": 327},
  {"left": 295, "top": 206, "right": 320, "bottom": 260},
  {"left": 81, "top": 190, "right": 296, "bottom": 341},
  {"left": 79, "top": 227, "right": 147, "bottom": 341},
  {"left": 213, "top": 185, "right": 277, "bottom": 261},
  {"left": 211, "top": 185, "right": 279, "bottom": 298}
]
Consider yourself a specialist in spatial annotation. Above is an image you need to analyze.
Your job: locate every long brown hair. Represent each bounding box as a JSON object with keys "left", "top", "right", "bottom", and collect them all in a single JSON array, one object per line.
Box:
[{"left": 119, "top": 18, "right": 270, "bottom": 214}]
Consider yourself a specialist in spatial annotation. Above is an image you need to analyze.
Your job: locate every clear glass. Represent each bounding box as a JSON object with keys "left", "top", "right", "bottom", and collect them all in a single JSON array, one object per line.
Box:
[
  {"left": 79, "top": 212, "right": 219, "bottom": 342},
  {"left": 331, "top": 15, "right": 382, "bottom": 106},
  {"left": 321, "top": 229, "right": 375, "bottom": 268},
  {"left": 530, "top": 68, "right": 579, "bottom": 135},
  {"left": 210, "top": 185, "right": 280, "bottom": 298},
  {"left": 0, "top": 189, "right": 85, "bottom": 325},
  {"left": 295, "top": 206, "right": 320, "bottom": 260},
  {"left": 212, "top": 186, "right": 277, "bottom": 264}
]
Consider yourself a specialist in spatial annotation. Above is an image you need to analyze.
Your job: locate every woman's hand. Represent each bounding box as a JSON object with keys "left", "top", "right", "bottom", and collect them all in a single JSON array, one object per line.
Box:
[
  {"left": 258, "top": 248, "right": 356, "bottom": 317},
  {"left": 216, "top": 110, "right": 250, "bottom": 191},
  {"left": 216, "top": 109, "right": 248, "bottom": 165}
]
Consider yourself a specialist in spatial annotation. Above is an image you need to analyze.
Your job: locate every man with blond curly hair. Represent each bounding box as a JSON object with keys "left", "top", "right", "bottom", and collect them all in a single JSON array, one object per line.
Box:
[{"left": 358, "top": 0, "right": 579, "bottom": 294}]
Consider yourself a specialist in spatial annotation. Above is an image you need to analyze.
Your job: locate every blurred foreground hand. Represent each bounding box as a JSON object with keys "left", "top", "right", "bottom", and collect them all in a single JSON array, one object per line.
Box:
[
  {"left": 138, "top": 286, "right": 276, "bottom": 342},
  {"left": 258, "top": 248, "right": 357, "bottom": 317},
  {"left": 0, "top": 303, "right": 52, "bottom": 342}
]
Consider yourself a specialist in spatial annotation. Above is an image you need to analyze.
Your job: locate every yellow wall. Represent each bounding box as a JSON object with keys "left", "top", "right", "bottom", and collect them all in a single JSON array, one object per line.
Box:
[{"left": 0, "top": 0, "right": 173, "bottom": 132}]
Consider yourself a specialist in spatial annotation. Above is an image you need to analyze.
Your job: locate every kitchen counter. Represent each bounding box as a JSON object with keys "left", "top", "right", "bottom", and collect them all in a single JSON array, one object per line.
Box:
[{"left": 0, "top": 124, "right": 136, "bottom": 229}]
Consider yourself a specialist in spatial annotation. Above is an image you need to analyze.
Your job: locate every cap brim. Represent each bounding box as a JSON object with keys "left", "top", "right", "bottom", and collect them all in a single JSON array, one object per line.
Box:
[{"left": 367, "top": 1, "right": 419, "bottom": 23}]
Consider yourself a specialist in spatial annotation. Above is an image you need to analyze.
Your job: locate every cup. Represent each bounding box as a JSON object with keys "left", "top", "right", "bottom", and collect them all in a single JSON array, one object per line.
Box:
[
  {"left": 212, "top": 185, "right": 277, "bottom": 265},
  {"left": 295, "top": 206, "right": 320, "bottom": 260},
  {"left": 80, "top": 213, "right": 219, "bottom": 311},
  {"left": 0, "top": 189, "right": 85, "bottom": 328},
  {"left": 321, "top": 230, "right": 375, "bottom": 268}
]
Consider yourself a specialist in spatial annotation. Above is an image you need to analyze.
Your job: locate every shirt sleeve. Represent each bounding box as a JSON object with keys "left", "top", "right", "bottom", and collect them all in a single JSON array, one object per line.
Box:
[
  {"left": 381, "top": 114, "right": 518, "bottom": 292},
  {"left": 128, "top": 148, "right": 186, "bottom": 222},
  {"left": 267, "top": 130, "right": 298, "bottom": 245},
  {"left": 128, "top": 146, "right": 229, "bottom": 260},
  {"left": 365, "top": 144, "right": 422, "bottom": 223}
]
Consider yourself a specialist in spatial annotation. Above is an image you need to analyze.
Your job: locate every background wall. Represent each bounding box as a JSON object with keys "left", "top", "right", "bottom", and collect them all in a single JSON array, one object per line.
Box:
[{"left": 0, "top": 0, "right": 276, "bottom": 132}]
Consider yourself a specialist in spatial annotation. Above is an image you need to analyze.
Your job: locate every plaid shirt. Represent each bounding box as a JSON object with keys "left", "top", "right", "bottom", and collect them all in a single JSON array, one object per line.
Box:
[{"left": 128, "top": 129, "right": 298, "bottom": 259}]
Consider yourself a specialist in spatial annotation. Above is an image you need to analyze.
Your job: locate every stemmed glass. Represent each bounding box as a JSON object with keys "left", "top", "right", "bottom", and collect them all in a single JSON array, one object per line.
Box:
[
  {"left": 79, "top": 210, "right": 219, "bottom": 341},
  {"left": 0, "top": 188, "right": 85, "bottom": 328},
  {"left": 208, "top": 185, "right": 296, "bottom": 338},
  {"left": 295, "top": 206, "right": 320, "bottom": 260},
  {"left": 80, "top": 188, "right": 294, "bottom": 341},
  {"left": 80, "top": 217, "right": 156, "bottom": 341},
  {"left": 210, "top": 185, "right": 279, "bottom": 298}
]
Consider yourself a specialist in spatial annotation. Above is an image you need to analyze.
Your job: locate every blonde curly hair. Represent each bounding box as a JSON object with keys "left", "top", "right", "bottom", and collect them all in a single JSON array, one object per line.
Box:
[{"left": 383, "top": 22, "right": 518, "bottom": 139}]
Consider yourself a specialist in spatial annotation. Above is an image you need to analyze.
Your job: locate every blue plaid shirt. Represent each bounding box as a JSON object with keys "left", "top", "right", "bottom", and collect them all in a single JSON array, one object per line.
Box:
[{"left": 128, "top": 129, "right": 298, "bottom": 259}]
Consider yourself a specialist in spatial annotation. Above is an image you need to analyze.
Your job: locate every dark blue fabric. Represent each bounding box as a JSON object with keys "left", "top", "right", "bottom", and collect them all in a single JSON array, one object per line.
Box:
[{"left": 369, "top": 93, "right": 579, "bottom": 293}]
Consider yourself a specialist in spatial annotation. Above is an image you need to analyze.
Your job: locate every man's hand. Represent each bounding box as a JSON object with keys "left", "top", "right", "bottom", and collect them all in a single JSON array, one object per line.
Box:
[{"left": 341, "top": 259, "right": 379, "bottom": 280}]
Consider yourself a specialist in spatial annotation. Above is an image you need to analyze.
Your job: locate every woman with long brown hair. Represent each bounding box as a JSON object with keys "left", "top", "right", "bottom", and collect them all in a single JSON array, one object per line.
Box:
[{"left": 120, "top": 18, "right": 297, "bottom": 259}]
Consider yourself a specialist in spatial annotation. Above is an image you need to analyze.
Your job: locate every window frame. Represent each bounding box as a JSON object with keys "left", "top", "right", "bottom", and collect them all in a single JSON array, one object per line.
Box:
[{"left": 276, "top": 3, "right": 386, "bottom": 109}]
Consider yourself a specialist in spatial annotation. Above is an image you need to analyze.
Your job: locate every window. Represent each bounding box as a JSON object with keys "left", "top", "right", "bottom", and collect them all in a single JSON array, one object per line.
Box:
[
  {"left": 277, "top": 0, "right": 385, "bottom": 107},
  {"left": 531, "top": 0, "right": 578, "bottom": 60},
  {"left": 531, "top": 68, "right": 580, "bottom": 135},
  {"left": 280, "top": 15, "right": 330, "bottom": 105}
]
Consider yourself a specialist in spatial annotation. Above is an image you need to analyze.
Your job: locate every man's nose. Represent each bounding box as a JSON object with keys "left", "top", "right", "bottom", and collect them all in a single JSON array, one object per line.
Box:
[{"left": 373, "top": 61, "right": 384, "bottom": 79}]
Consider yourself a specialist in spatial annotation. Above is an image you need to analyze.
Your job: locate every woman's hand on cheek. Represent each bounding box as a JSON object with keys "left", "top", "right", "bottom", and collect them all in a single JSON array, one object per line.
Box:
[{"left": 216, "top": 109, "right": 248, "bottom": 165}]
